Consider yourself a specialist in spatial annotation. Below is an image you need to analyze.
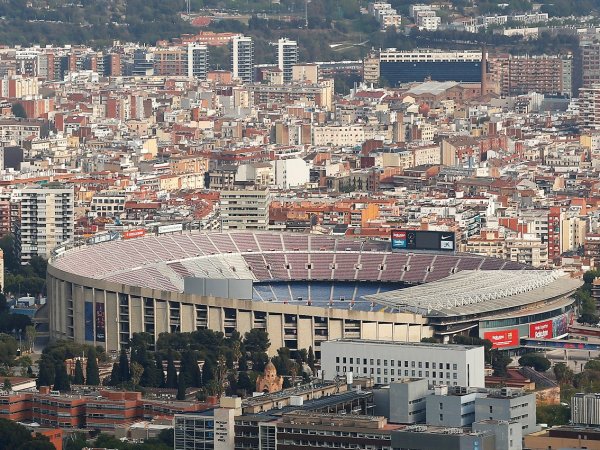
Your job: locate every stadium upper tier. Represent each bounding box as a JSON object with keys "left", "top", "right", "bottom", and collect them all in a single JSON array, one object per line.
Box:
[
  {"left": 51, "top": 231, "right": 530, "bottom": 295},
  {"left": 366, "top": 270, "right": 580, "bottom": 318}
]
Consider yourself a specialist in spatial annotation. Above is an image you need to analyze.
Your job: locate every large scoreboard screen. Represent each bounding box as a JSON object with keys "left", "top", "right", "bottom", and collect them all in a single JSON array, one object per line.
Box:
[{"left": 391, "top": 230, "right": 455, "bottom": 252}]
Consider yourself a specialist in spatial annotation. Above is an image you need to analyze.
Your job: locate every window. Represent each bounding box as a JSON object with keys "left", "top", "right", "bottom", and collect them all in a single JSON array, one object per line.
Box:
[
  {"left": 336, "top": 357, "right": 340, "bottom": 363},
  {"left": 411, "top": 361, "right": 415, "bottom": 368},
  {"left": 453, "top": 364, "right": 457, "bottom": 370},
  {"left": 418, "top": 362, "right": 422, "bottom": 368},
  {"left": 440, "top": 414, "right": 443, "bottom": 421},
  {"left": 384, "top": 360, "right": 387, "bottom": 366},
  {"left": 489, "top": 406, "right": 493, "bottom": 413},
  {"left": 350, "top": 358, "right": 353, "bottom": 364},
  {"left": 425, "top": 362, "right": 429, "bottom": 368}
]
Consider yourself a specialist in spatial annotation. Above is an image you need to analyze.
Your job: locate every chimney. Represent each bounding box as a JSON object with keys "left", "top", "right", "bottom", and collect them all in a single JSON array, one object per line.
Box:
[{"left": 481, "top": 44, "right": 487, "bottom": 96}]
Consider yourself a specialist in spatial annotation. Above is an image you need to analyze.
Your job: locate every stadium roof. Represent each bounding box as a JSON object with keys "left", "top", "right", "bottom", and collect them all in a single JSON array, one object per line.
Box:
[{"left": 365, "top": 270, "right": 581, "bottom": 317}]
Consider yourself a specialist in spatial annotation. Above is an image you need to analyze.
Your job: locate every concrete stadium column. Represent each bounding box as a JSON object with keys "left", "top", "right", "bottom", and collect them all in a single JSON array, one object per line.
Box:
[
  {"left": 180, "top": 303, "right": 194, "bottom": 332},
  {"left": 155, "top": 300, "right": 168, "bottom": 335},
  {"left": 267, "top": 313, "right": 284, "bottom": 356},
  {"left": 236, "top": 310, "right": 252, "bottom": 336},
  {"left": 129, "top": 296, "right": 143, "bottom": 335},
  {"left": 297, "top": 316, "right": 313, "bottom": 353},
  {"left": 105, "top": 291, "right": 119, "bottom": 352},
  {"left": 328, "top": 319, "right": 343, "bottom": 340}
]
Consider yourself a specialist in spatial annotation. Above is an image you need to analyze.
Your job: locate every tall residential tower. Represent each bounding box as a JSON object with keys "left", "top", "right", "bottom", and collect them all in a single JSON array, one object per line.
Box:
[
  {"left": 232, "top": 35, "right": 254, "bottom": 83},
  {"left": 276, "top": 38, "right": 298, "bottom": 83}
]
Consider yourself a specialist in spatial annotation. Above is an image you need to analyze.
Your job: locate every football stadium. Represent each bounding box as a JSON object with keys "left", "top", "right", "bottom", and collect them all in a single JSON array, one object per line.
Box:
[{"left": 47, "top": 231, "right": 581, "bottom": 355}]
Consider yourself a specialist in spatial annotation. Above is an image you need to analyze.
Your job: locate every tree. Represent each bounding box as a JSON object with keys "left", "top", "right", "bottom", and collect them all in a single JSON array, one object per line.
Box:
[
  {"left": 214, "top": 354, "right": 228, "bottom": 397},
  {"left": 17, "top": 439, "right": 55, "bottom": 450},
  {"left": 109, "top": 362, "right": 121, "bottom": 386},
  {"left": 585, "top": 359, "right": 600, "bottom": 371},
  {"left": 177, "top": 371, "right": 186, "bottom": 400},
  {"left": 202, "top": 358, "right": 215, "bottom": 385},
  {"left": 86, "top": 348, "right": 100, "bottom": 386},
  {"left": 165, "top": 352, "right": 178, "bottom": 389},
  {"left": 491, "top": 350, "right": 511, "bottom": 377},
  {"left": 519, "top": 353, "right": 551, "bottom": 372},
  {"left": 251, "top": 351, "right": 269, "bottom": 373},
  {"left": 554, "top": 362, "right": 574, "bottom": 384},
  {"left": 118, "top": 348, "right": 130, "bottom": 382},
  {"left": 72, "top": 360, "right": 85, "bottom": 385},
  {"left": 155, "top": 353, "right": 165, "bottom": 388},
  {"left": 37, "top": 358, "right": 55, "bottom": 388},
  {"left": 237, "top": 371, "right": 253, "bottom": 396},
  {"left": 244, "top": 329, "right": 270, "bottom": 354},
  {"left": 64, "top": 432, "right": 88, "bottom": 450},
  {"left": 24, "top": 326, "right": 36, "bottom": 353},
  {"left": 11, "top": 103, "right": 26, "bottom": 119},
  {"left": 2, "top": 378, "right": 10, "bottom": 391},
  {"left": 536, "top": 404, "right": 570, "bottom": 426},
  {"left": 0, "top": 418, "right": 38, "bottom": 449},
  {"left": 130, "top": 361, "right": 144, "bottom": 386},
  {"left": 180, "top": 350, "right": 202, "bottom": 388},
  {"left": 53, "top": 361, "right": 70, "bottom": 392},
  {"left": 307, "top": 346, "right": 315, "bottom": 374}
]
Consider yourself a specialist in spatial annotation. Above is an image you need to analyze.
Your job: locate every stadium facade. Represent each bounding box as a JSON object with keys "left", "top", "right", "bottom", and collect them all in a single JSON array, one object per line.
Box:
[{"left": 47, "top": 231, "right": 580, "bottom": 355}]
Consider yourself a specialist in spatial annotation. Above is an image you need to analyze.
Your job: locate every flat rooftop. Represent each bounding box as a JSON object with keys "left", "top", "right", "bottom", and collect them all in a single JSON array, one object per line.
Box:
[{"left": 324, "top": 339, "right": 481, "bottom": 351}]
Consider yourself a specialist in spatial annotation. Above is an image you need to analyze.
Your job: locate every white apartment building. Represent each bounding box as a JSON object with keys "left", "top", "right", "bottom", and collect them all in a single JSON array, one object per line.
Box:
[
  {"left": 90, "top": 192, "right": 127, "bottom": 218},
  {"left": 416, "top": 11, "right": 441, "bottom": 31},
  {"left": 273, "top": 158, "right": 310, "bottom": 189},
  {"left": 14, "top": 186, "right": 74, "bottom": 264},
  {"left": 232, "top": 35, "right": 254, "bottom": 83},
  {"left": 220, "top": 188, "right": 270, "bottom": 231},
  {"left": 275, "top": 38, "right": 298, "bottom": 83},
  {"left": 321, "top": 339, "right": 485, "bottom": 387},
  {"left": 312, "top": 125, "right": 366, "bottom": 147}
]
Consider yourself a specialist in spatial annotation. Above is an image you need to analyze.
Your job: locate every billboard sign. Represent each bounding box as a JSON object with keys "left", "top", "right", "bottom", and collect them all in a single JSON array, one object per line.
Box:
[
  {"left": 85, "top": 302, "right": 94, "bottom": 342},
  {"left": 157, "top": 223, "right": 183, "bottom": 234},
  {"left": 96, "top": 303, "right": 106, "bottom": 342},
  {"left": 391, "top": 229, "right": 455, "bottom": 251},
  {"left": 123, "top": 229, "right": 146, "bottom": 240},
  {"left": 530, "top": 320, "right": 553, "bottom": 339},
  {"left": 484, "top": 329, "right": 519, "bottom": 349},
  {"left": 552, "top": 313, "right": 569, "bottom": 337}
]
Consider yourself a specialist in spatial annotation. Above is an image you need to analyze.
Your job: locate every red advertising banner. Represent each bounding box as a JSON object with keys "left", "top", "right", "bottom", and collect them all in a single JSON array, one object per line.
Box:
[
  {"left": 529, "top": 320, "right": 553, "bottom": 339},
  {"left": 484, "top": 329, "right": 519, "bottom": 349},
  {"left": 123, "top": 229, "right": 146, "bottom": 240}
]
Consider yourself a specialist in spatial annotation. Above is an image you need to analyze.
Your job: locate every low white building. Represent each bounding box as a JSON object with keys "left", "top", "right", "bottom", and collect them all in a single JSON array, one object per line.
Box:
[
  {"left": 320, "top": 339, "right": 485, "bottom": 387},
  {"left": 273, "top": 158, "right": 310, "bottom": 189}
]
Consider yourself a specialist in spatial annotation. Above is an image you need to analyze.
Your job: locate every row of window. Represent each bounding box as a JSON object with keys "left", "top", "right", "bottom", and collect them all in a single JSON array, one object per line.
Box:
[
  {"left": 337, "top": 366, "right": 459, "bottom": 380},
  {"left": 335, "top": 357, "right": 458, "bottom": 371}
]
